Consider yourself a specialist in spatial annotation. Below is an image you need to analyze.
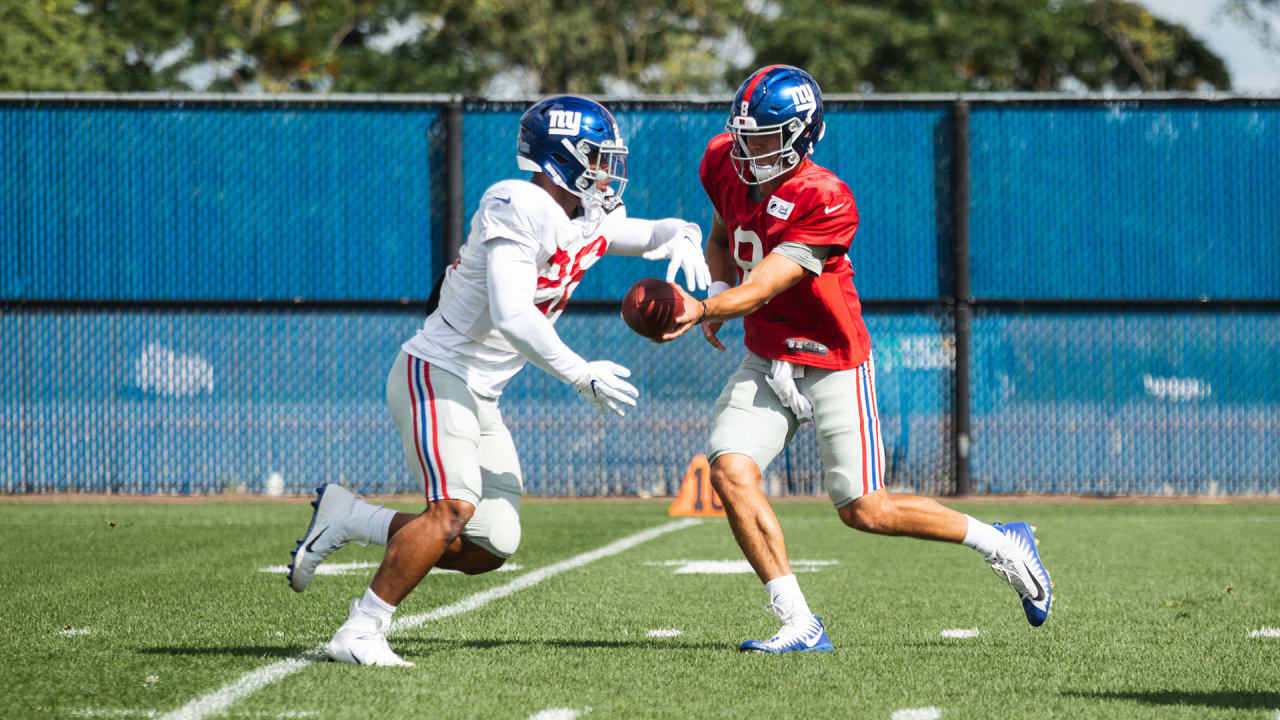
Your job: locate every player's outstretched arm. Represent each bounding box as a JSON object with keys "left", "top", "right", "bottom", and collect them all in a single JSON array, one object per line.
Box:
[
  {"left": 487, "top": 239, "right": 638, "bottom": 416},
  {"left": 605, "top": 216, "right": 710, "bottom": 292},
  {"left": 656, "top": 252, "right": 808, "bottom": 343}
]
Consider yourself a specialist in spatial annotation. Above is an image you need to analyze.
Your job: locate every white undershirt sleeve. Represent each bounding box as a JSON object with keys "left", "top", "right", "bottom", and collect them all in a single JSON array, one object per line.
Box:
[
  {"left": 605, "top": 217, "right": 692, "bottom": 256},
  {"left": 486, "top": 238, "right": 589, "bottom": 385}
]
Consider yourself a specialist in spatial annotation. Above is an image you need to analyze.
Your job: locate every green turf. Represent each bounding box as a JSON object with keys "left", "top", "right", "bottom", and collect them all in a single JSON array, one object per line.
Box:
[{"left": 2, "top": 498, "right": 1278, "bottom": 719}]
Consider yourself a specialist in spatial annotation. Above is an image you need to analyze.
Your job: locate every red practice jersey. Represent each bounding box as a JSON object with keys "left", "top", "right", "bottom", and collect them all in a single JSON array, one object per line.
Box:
[{"left": 699, "top": 132, "right": 871, "bottom": 370}]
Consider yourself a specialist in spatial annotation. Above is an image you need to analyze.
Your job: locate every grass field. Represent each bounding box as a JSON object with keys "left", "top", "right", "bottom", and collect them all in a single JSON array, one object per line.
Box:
[{"left": 2, "top": 496, "right": 1279, "bottom": 719}]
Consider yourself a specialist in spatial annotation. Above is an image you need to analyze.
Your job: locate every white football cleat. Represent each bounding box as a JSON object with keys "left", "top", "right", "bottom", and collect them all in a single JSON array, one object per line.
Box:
[
  {"left": 988, "top": 521, "right": 1053, "bottom": 626},
  {"left": 288, "top": 484, "right": 359, "bottom": 593},
  {"left": 740, "top": 612, "right": 833, "bottom": 653},
  {"left": 326, "top": 600, "right": 413, "bottom": 667}
]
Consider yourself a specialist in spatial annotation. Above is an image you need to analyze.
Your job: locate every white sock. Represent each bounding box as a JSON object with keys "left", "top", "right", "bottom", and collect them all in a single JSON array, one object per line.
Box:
[
  {"left": 764, "top": 574, "right": 812, "bottom": 623},
  {"left": 962, "top": 515, "right": 1007, "bottom": 558},
  {"left": 356, "top": 587, "right": 397, "bottom": 622},
  {"left": 365, "top": 507, "right": 395, "bottom": 546},
  {"left": 344, "top": 498, "right": 391, "bottom": 545}
]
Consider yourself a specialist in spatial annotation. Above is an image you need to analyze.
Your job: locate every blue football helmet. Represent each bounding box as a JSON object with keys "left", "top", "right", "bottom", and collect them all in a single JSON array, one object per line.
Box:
[
  {"left": 727, "top": 65, "right": 826, "bottom": 185},
  {"left": 517, "top": 95, "right": 628, "bottom": 212}
]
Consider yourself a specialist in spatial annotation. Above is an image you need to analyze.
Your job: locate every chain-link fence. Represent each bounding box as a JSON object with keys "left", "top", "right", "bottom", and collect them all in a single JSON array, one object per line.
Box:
[{"left": 2, "top": 95, "right": 1277, "bottom": 496}]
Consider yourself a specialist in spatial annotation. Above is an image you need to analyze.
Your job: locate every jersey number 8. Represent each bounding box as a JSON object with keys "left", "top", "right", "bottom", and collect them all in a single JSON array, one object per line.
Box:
[{"left": 732, "top": 227, "right": 763, "bottom": 282}]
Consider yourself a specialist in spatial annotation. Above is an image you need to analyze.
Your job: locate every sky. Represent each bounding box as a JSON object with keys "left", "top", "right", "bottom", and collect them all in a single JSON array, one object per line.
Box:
[{"left": 1139, "top": 0, "right": 1280, "bottom": 92}]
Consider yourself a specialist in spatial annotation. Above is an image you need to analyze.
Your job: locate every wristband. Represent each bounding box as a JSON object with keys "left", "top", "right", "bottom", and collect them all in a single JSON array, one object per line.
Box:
[
  {"left": 698, "top": 300, "right": 709, "bottom": 324},
  {"left": 707, "top": 280, "right": 730, "bottom": 298}
]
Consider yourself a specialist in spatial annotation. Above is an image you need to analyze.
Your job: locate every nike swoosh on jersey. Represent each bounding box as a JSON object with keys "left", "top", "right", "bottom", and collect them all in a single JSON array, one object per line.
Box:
[{"left": 824, "top": 203, "right": 845, "bottom": 214}]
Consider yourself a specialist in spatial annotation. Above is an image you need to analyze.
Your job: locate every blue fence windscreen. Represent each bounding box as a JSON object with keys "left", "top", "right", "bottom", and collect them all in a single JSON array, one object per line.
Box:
[
  {"left": 969, "top": 104, "right": 1280, "bottom": 300},
  {"left": 2, "top": 98, "right": 1278, "bottom": 496},
  {"left": 461, "top": 104, "right": 949, "bottom": 301},
  {"left": 970, "top": 309, "right": 1280, "bottom": 494},
  {"left": 0, "top": 308, "right": 952, "bottom": 496},
  {"left": 0, "top": 104, "right": 440, "bottom": 301}
]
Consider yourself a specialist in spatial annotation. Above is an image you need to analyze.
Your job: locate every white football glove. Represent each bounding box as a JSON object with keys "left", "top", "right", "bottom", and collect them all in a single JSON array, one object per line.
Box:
[
  {"left": 572, "top": 361, "right": 639, "bottom": 416},
  {"left": 642, "top": 223, "right": 711, "bottom": 292},
  {"left": 766, "top": 360, "right": 813, "bottom": 422}
]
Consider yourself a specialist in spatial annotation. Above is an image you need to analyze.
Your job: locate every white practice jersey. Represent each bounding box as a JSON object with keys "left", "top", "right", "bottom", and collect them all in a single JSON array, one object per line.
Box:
[{"left": 402, "top": 179, "right": 621, "bottom": 398}]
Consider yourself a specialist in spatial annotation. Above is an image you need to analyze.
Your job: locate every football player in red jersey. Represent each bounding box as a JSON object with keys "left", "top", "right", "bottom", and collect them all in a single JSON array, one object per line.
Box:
[{"left": 661, "top": 65, "right": 1053, "bottom": 652}]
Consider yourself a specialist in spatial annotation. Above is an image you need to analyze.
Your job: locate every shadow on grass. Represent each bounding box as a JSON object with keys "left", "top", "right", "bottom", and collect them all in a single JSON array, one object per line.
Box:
[
  {"left": 140, "top": 645, "right": 313, "bottom": 658},
  {"left": 140, "top": 637, "right": 729, "bottom": 659},
  {"left": 374, "top": 637, "right": 731, "bottom": 653},
  {"left": 1062, "top": 690, "right": 1280, "bottom": 711}
]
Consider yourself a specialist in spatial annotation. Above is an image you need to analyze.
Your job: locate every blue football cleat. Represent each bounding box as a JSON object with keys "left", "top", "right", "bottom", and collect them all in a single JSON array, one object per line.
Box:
[
  {"left": 740, "top": 614, "right": 834, "bottom": 653},
  {"left": 990, "top": 521, "right": 1053, "bottom": 626}
]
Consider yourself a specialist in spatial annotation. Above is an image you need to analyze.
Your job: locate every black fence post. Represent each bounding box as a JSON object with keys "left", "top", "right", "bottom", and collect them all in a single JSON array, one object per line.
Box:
[
  {"left": 444, "top": 100, "right": 464, "bottom": 263},
  {"left": 950, "top": 99, "right": 973, "bottom": 496}
]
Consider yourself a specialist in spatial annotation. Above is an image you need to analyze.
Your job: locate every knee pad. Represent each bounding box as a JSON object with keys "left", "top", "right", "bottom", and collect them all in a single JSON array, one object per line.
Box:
[
  {"left": 462, "top": 497, "right": 522, "bottom": 559},
  {"left": 825, "top": 468, "right": 859, "bottom": 509}
]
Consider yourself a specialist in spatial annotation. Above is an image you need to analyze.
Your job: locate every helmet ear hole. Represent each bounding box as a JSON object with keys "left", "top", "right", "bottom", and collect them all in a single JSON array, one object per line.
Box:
[{"left": 549, "top": 151, "right": 569, "bottom": 165}]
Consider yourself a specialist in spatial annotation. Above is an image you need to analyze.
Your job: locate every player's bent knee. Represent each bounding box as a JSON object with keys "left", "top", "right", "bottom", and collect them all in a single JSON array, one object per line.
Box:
[
  {"left": 837, "top": 491, "right": 892, "bottom": 534},
  {"left": 709, "top": 453, "right": 759, "bottom": 496},
  {"left": 428, "top": 498, "right": 476, "bottom": 541}
]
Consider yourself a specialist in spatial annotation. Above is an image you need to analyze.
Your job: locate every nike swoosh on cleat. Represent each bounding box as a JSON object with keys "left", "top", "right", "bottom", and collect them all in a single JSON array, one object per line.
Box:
[
  {"left": 803, "top": 630, "right": 822, "bottom": 648},
  {"left": 304, "top": 527, "right": 328, "bottom": 554},
  {"left": 1022, "top": 561, "right": 1047, "bottom": 602}
]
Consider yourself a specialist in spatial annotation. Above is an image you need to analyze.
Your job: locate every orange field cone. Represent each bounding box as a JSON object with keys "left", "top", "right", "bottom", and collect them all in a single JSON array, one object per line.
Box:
[{"left": 668, "top": 454, "right": 725, "bottom": 517}]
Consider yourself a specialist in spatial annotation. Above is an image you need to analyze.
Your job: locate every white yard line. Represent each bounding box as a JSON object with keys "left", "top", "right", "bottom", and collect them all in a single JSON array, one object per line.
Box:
[
  {"left": 74, "top": 707, "right": 317, "bottom": 712},
  {"left": 259, "top": 561, "right": 522, "bottom": 576},
  {"left": 527, "top": 707, "right": 586, "bottom": 717},
  {"left": 528, "top": 708, "right": 590, "bottom": 720},
  {"left": 890, "top": 708, "right": 941, "bottom": 720},
  {"left": 644, "top": 559, "right": 837, "bottom": 574},
  {"left": 159, "top": 518, "right": 700, "bottom": 720},
  {"left": 1247, "top": 626, "right": 1280, "bottom": 638},
  {"left": 940, "top": 628, "right": 979, "bottom": 638}
]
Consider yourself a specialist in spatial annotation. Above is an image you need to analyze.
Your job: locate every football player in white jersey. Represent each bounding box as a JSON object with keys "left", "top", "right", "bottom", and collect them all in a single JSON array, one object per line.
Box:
[{"left": 284, "top": 95, "right": 711, "bottom": 666}]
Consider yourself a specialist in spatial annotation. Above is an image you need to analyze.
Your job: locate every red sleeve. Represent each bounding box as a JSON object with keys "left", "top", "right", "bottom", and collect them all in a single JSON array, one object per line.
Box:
[
  {"left": 699, "top": 133, "right": 733, "bottom": 209},
  {"left": 782, "top": 194, "right": 858, "bottom": 252}
]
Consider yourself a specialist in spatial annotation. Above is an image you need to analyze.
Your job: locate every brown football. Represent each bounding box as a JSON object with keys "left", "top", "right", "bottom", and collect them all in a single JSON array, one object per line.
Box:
[{"left": 620, "top": 278, "right": 685, "bottom": 340}]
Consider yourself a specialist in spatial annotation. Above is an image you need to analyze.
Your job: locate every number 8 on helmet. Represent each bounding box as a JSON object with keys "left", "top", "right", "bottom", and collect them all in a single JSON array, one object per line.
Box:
[{"left": 726, "top": 65, "right": 827, "bottom": 185}]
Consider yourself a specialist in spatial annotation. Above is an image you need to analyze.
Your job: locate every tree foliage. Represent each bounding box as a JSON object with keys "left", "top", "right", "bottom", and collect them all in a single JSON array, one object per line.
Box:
[
  {"left": 315, "top": 0, "right": 752, "bottom": 94},
  {"left": 746, "top": 0, "right": 1231, "bottom": 93},
  {"left": 0, "top": 0, "right": 129, "bottom": 91},
  {"left": 0, "top": 0, "right": 1238, "bottom": 94}
]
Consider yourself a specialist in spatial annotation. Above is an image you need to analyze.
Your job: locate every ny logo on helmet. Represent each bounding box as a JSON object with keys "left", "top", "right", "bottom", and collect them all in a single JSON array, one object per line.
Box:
[
  {"left": 547, "top": 110, "right": 583, "bottom": 136},
  {"left": 791, "top": 84, "right": 817, "bottom": 122}
]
